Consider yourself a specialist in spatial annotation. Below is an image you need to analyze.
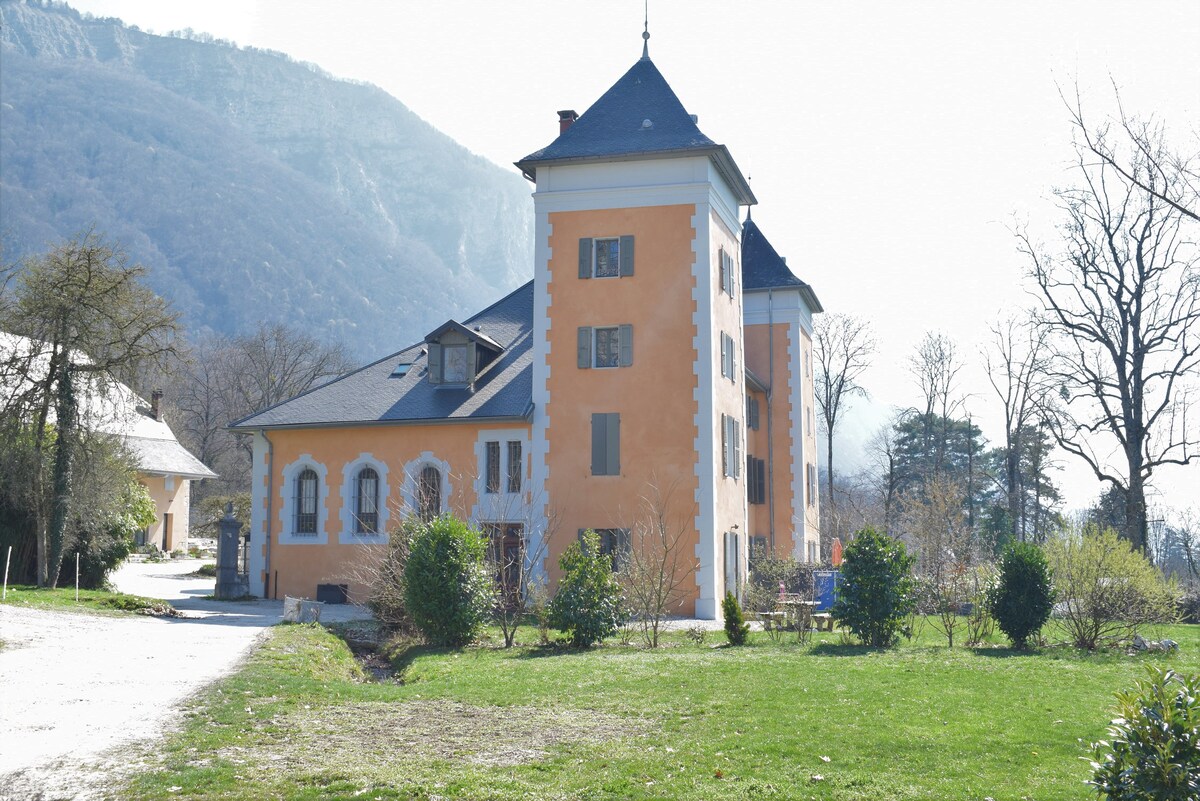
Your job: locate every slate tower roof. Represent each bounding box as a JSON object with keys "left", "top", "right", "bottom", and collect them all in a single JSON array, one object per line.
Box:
[
  {"left": 741, "top": 218, "right": 824, "bottom": 310},
  {"left": 516, "top": 54, "right": 756, "bottom": 206}
]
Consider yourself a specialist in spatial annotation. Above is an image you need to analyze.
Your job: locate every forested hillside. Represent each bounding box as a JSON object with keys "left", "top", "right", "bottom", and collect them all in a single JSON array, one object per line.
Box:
[{"left": 0, "top": 1, "right": 533, "bottom": 358}]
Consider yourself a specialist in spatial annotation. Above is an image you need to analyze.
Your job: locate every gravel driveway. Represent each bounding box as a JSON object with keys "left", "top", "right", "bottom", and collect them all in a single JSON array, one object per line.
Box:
[{"left": 0, "top": 559, "right": 370, "bottom": 800}]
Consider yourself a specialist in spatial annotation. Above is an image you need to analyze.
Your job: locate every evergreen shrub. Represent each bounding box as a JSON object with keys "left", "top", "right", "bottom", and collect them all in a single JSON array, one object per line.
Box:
[
  {"left": 723, "top": 591, "right": 750, "bottom": 646},
  {"left": 548, "top": 530, "right": 625, "bottom": 647},
  {"left": 987, "top": 542, "right": 1055, "bottom": 648},
  {"left": 403, "top": 515, "right": 493, "bottom": 647},
  {"left": 1089, "top": 667, "right": 1200, "bottom": 800},
  {"left": 831, "top": 527, "right": 916, "bottom": 647}
]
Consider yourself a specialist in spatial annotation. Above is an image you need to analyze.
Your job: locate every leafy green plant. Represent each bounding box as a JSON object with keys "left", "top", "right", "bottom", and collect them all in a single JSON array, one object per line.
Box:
[
  {"left": 1089, "top": 667, "right": 1200, "bottom": 800},
  {"left": 987, "top": 542, "right": 1055, "bottom": 649},
  {"left": 831, "top": 527, "right": 916, "bottom": 647},
  {"left": 196, "top": 563, "right": 217, "bottom": 578},
  {"left": 548, "top": 530, "right": 625, "bottom": 647},
  {"left": 723, "top": 591, "right": 750, "bottom": 646},
  {"left": 403, "top": 515, "right": 493, "bottom": 647},
  {"left": 1047, "top": 526, "right": 1178, "bottom": 649}
]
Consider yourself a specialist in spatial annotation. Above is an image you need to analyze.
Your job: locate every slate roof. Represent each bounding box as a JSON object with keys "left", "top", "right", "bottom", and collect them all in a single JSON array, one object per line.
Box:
[
  {"left": 126, "top": 435, "right": 218, "bottom": 479},
  {"left": 741, "top": 218, "right": 824, "bottom": 312},
  {"left": 230, "top": 281, "right": 535, "bottom": 430},
  {"left": 516, "top": 55, "right": 756, "bottom": 206}
]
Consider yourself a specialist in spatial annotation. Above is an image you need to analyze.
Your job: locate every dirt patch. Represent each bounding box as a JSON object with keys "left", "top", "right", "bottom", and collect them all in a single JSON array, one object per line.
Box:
[{"left": 233, "top": 700, "right": 645, "bottom": 774}]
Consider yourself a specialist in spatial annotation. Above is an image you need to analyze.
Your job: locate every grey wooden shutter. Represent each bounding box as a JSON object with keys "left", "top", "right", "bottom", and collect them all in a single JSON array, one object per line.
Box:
[
  {"left": 720, "top": 334, "right": 728, "bottom": 379},
  {"left": 719, "top": 247, "right": 727, "bottom": 294},
  {"left": 734, "top": 424, "right": 742, "bottom": 478},
  {"left": 591, "top": 414, "right": 606, "bottom": 474},
  {"left": 465, "top": 343, "right": 478, "bottom": 383},
  {"left": 731, "top": 337, "right": 738, "bottom": 380},
  {"left": 579, "top": 238, "right": 593, "bottom": 278},
  {"left": 427, "top": 343, "right": 442, "bottom": 383},
  {"left": 618, "top": 324, "right": 633, "bottom": 367},
  {"left": 577, "top": 326, "right": 592, "bottom": 369},
  {"left": 606, "top": 413, "right": 621, "bottom": 474},
  {"left": 619, "top": 235, "right": 634, "bottom": 276},
  {"left": 721, "top": 414, "right": 730, "bottom": 477}
]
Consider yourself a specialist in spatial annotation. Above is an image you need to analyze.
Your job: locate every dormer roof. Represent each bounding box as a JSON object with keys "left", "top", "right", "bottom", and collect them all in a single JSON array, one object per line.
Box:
[
  {"left": 741, "top": 218, "right": 824, "bottom": 312},
  {"left": 424, "top": 319, "right": 504, "bottom": 353},
  {"left": 516, "top": 55, "right": 756, "bottom": 206}
]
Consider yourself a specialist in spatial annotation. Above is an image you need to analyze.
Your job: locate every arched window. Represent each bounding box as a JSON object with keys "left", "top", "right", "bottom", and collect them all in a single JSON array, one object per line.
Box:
[
  {"left": 295, "top": 468, "right": 318, "bottom": 534},
  {"left": 418, "top": 466, "right": 441, "bottom": 522},
  {"left": 355, "top": 467, "right": 379, "bottom": 534}
]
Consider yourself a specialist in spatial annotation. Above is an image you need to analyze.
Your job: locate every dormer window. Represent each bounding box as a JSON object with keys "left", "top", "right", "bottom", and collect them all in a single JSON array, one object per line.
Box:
[
  {"left": 424, "top": 320, "right": 504, "bottom": 387},
  {"left": 442, "top": 344, "right": 469, "bottom": 383}
]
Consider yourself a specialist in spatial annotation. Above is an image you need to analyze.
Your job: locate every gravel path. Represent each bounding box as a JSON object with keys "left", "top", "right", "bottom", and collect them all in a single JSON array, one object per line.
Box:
[{"left": 0, "top": 559, "right": 370, "bottom": 800}]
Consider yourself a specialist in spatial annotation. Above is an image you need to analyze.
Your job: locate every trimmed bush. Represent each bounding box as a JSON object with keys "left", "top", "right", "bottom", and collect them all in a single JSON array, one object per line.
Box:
[
  {"left": 403, "top": 515, "right": 493, "bottom": 647},
  {"left": 549, "top": 530, "right": 625, "bottom": 647},
  {"left": 722, "top": 591, "right": 749, "bottom": 646},
  {"left": 1089, "top": 667, "right": 1200, "bottom": 800},
  {"left": 988, "top": 542, "right": 1055, "bottom": 649},
  {"left": 831, "top": 527, "right": 916, "bottom": 647}
]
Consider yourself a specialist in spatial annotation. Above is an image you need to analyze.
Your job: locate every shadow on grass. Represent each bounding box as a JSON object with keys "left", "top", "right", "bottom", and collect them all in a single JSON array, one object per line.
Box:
[{"left": 808, "top": 642, "right": 878, "bottom": 657}]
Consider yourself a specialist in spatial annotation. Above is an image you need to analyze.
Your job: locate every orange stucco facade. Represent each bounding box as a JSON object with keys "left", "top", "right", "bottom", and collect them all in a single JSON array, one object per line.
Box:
[
  {"left": 139, "top": 473, "right": 190, "bottom": 552},
  {"left": 239, "top": 57, "right": 821, "bottom": 619}
]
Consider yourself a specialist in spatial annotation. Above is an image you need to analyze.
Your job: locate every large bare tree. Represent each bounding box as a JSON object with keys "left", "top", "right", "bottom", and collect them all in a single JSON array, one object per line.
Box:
[
  {"left": 983, "top": 315, "right": 1050, "bottom": 542},
  {"left": 813, "top": 313, "right": 876, "bottom": 543},
  {"left": 908, "top": 331, "right": 966, "bottom": 480},
  {"left": 1021, "top": 110, "right": 1200, "bottom": 553}
]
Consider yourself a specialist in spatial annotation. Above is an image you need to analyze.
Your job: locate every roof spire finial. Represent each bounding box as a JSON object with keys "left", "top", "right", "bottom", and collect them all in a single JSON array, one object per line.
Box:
[
  {"left": 746, "top": 174, "right": 753, "bottom": 220},
  {"left": 642, "top": 0, "right": 650, "bottom": 59}
]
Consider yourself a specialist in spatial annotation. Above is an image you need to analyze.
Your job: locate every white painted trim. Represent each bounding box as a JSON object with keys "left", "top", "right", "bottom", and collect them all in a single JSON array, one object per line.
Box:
[
  {"left": 787, "top": 327, "right": 809, "bottom": 559},
  {"left": 690, "top": 203, "right": 719, "bottom": 621},
  {"left": 400, "top": 452, "right": 453, "bottom": 519},
  {"left": 529, "top": 210, "right": 553, "bottom": 585},
  {"left": 535, "top": 183, "right": 713, "bottom": 214},
  {"left": 279, "top": 455, "right": 329, "bottom": 545},
  {"left": 743, "top": 288, "right": 814, "bottom": 331},
  {"left": 248, "top": 431, "right": 268, "bottom": 596},
  {"left": 470, "top": 429, "right": 533, "bottom": 526},
  {"left": 338, "top": 453, "right": 391, "bottom": 545}
]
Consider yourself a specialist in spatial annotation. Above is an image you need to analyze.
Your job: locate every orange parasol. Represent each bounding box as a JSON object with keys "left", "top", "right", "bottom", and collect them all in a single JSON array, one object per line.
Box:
[{"left": 831, "top": 537, "right": 844, "bottom": 567}]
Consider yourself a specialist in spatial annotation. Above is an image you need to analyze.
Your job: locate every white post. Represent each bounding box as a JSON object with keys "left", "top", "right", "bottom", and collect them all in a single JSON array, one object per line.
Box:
[
  {"left": 75, "top": 552, "right": 80, "bottom": 602},
  {"left": 2, "top": 545, "right": 11, "bottom": 600}
]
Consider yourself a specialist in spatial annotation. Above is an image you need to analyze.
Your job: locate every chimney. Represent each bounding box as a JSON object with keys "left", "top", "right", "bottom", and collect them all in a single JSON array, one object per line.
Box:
[
  {"left": 558, "top": 109, "right": 578, "bottom": 135},
  {"left": 150, "top": 389, "right": 163, "bottom": 421}
]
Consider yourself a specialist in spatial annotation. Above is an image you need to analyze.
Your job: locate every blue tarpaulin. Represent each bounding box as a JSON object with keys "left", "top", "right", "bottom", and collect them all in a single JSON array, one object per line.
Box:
[{"left": 813, "top": 570, "right": 841, "bottom": 611}]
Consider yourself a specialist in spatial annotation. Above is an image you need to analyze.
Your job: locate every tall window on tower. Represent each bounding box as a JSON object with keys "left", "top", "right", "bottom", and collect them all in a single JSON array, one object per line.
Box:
[{"left": 354, "top": 467, "right": 379, "bottom": 534}]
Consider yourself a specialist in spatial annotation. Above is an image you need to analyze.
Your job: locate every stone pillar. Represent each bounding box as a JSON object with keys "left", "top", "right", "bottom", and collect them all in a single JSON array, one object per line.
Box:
[{"left": 215, "top": 503, "right": 249, "bottom": 599}]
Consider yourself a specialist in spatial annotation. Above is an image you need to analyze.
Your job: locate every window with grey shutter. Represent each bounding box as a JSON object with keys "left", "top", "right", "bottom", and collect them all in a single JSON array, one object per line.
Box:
[
  {"left": 591, "top": 413, "right": 620, "bottom": 475},
  {"left": 578, "top": 238, "right": 592, "bottom": 279},
  {"left": 721, "top": 414, "right": 731, "bottom": 478},
  {"left": 733, "top": 421, "right": 742, "bottom": 478},
  {"left": 577, "top": 326, "right": 592, "bottom": 369},
  {"left": 594, "top": 238, "right": 621, "bottom": 277},
  {"left": 506, "top": 441, "right": 522, "bottom": 494},
  {"left": 485, "top": 441, "right": 500, "bottom": 494},
  {"left": 719, "top": 247, "right": 727, "bottom": 295},
  {"left": 619, "top": 235, "right": 634, "bottom": 276},
  {"left": 594, "top": 327, "right": 620, "bottom": 368},
  {"left": 747, "top": 396, "right": 760, "bottom": 430},
  {"left": 720, "top": 333, "right": 729, "bottom": 379},
  {"left": 618, "top": 324, "right": 633, "bottom": 367},
  {"left": 731, "top": 336, "right": 737, "bottom": 381}
]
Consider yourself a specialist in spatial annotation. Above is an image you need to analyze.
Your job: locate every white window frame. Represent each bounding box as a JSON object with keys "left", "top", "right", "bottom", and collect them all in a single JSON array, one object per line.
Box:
[
  {"left": 593, "top": 326, "right": 621, "bottom": 369},
  {"left": 592, "top": 237, "right": 621, "bottom": 278},
  {"left": 279, "top": 455, "right": 329, "bottom": 544},
  {"left": 402, "top": 452, "right": 452, "bottom": 521},
  {"left": 339, "top": 453, "right": 391, "bottom": 544}
]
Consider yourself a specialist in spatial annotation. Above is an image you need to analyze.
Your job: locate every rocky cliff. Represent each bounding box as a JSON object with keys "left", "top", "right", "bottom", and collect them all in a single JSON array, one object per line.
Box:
[{"left": 0, "top": 1, "right": 533, "bottom": 358}]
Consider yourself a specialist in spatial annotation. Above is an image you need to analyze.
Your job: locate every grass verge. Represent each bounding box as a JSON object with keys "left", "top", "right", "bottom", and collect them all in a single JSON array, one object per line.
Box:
[
  {"left": 0, "top": 584, "right": 178, "bottom": 616},
  {"left": 121, "top": 620, "right": 1200, "bottom": 800}
]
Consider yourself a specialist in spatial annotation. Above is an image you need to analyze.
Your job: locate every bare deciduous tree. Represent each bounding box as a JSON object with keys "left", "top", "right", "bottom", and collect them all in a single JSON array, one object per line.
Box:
[
  {"left": 1021, "top": 108, "right": 1200, "bottom": 553},
  {"left": 620, "top": 479, "right": 700, "bottom": 648},
  {"left": 983, "top": 315, "right": 1050, "bottom": 542},
  {"left": 814, "top": 313, "right": 876, "bottom": 545},
  {"left": 909, "top": 331, "right": 966, "bottom": 480}
]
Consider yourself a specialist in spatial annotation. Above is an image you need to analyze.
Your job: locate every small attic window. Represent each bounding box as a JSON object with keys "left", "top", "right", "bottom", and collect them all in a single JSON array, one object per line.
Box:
[{"left": 391, "top": 362, "right": 412, "bottom": 378}]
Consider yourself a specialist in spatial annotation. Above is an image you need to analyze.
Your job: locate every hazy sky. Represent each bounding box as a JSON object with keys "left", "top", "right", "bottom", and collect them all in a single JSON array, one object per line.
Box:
[{"left": 67, "top": 0, "right": 1200, "bottom": 513}]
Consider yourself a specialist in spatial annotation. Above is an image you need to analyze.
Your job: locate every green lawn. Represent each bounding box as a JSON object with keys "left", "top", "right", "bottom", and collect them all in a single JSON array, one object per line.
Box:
[
  {"left": 0, "top": 583, "right": 177, "bottom": 615},
  {"left": 121, "top": 620, "right": 1200, "bottom": 800}
]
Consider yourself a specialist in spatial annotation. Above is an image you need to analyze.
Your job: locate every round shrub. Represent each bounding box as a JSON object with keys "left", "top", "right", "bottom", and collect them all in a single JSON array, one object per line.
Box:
[
  {"left": 987, "top": 542, "right": 1055, "bottom": 649},
  {"left": 403, "top": 515, "right": 493, "bottom": 647},
  {"left": 548, "top": 530, "right": 625, "bottom": 648},
  {"left": 831, "top": 527, "right": 916, "bottom": 648},
  {"left": 722, "top": 591, "right": 749, "bottom": 646},
  {"left": 1089, "top": 667, "right": 1200, "bottom": 800}
]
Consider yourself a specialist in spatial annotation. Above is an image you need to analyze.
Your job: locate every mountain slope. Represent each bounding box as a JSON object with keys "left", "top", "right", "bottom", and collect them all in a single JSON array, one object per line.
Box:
[{"left": 0, "top": 1, "right": 533, "bottom": 358}]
